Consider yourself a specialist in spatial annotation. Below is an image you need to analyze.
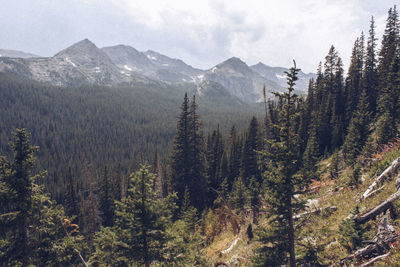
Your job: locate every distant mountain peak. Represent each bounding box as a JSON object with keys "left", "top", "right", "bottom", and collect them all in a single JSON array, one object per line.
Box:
[
  {"left": 223, "top": 57, "right": 246, "bottom": 65},
  {"left": 55, "top": 39, "right": 98, "bottom": 57}
]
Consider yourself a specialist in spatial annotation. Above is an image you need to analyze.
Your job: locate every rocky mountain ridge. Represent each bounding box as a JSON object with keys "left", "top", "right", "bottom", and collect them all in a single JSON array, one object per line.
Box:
[{"left": 0, "top": 39, "right": 315, "bottom": 102}]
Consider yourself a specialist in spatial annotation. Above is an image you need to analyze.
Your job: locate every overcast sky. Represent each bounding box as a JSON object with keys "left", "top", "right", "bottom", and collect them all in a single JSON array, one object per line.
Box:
[{"left": 0, "top": 0, "right": 397, "bottom": 72}]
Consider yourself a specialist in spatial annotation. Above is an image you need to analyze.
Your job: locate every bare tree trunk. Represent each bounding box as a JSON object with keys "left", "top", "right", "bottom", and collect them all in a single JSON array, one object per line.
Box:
[
  {"left": 362, "top": 158, "right": 400, "bottom": 199},
  {"left": 288, "top": 199, "right": 296, "bottom": 267},
  {"left": 355, "top": 190, "right": 400, "bottom": 224}
]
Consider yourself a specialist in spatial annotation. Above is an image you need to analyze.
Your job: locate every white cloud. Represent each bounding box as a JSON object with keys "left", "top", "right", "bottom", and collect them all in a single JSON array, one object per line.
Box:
[
  {"left": 0, "top": 0, "right": 396, "bottom": 72},
  {"left": 102, "top": 0, "right": 393, "bottom": 72}
]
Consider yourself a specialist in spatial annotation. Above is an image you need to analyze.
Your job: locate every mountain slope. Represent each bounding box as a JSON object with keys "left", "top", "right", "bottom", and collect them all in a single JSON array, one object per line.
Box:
[
  {"left": 0, "top": 39, "right": 314, "bottom": 102},
  {"left": 203, "top": 57, "right": 283, "bottom": 102},
  {"left": 251, "top": 62, "right": 315, "bottom": 93},
  {"left": 0, "top": 39, "right": 133, "bottom": 86},
  {"left": 0, "top": 49, "right": 39, "bottom": 58},
  {"left": 102, "top": 45, "right": 157, "bottom": 76}
]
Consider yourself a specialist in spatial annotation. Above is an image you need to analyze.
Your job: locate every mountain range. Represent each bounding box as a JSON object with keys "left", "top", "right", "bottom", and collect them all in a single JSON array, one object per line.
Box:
[{"left": 0, "top": 39, "right": 315, "bottom": 102}]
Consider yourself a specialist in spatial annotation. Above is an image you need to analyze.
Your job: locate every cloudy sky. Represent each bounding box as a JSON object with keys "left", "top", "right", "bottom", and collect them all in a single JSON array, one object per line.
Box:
[{"left": 0, "top": 0, "right": 397, "bottom": 72}]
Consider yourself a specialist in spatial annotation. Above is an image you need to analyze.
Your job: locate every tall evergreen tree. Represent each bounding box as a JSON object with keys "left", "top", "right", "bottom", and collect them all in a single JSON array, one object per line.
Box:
[
  {"left": 0, "top": 129, "right": 85, "bottom": 266},
  {"left": 170, "top": 94, "right": 207, "bottom": 211},
  {"left": 64, "top": 167, "right": 80, "bottom": 221},
  {"left": 188, "top": 95, "right": 207, "bottom": 211},
  {"left": 345, "top": 36, "right": 365, "bottom": 126},
  {"left": 343, "top": 89, "right": 372, "bottom": 164},
  {"left": 378, "top": 6, "right": 399, "bottom": 90},
  {"left": 0, "top": 129, "right": 37, "bottom": 266},
  {"left": 205, "top": 126, "right": 224, "bottom": 204},
  {"left": 241, "top": 117, "right": 261, "bottom": 184},
  {"left": 376, "top": 52, "right": 400, "bottom": 143},
  {"left": 113, "top": 166, "right": 176, "bottom": 266},
  {"left": 170, "top": 93, "right": 191, "bottom": 208},
  {"left": 255, "top": 61, "right": 308, "bottom": 266},
  {"left": 362, "top": 16, "right": 379, "bottom": 114},
  {"left": 227, "top": 126, "right": 242, "bottom": 186},
  {"left": 99, "top": 165, "right": 115, "bottom": 227}
]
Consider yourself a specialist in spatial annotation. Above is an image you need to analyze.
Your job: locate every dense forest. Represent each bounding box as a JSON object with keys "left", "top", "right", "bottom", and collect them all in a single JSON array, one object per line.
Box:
[
  {"left": 1, "top": 5, "right": 400, "bottom": 266},
  {"left": 0, "top": 74, "right": 262, "bottom": 202}
]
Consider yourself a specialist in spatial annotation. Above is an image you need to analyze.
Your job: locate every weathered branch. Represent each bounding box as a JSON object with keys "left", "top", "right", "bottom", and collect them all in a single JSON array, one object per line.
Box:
[
  {"left": 212, "top": 262, "right": 231, "bottom": 267},
  {"left": 341, "top": 212, "right": 399, "bottom": 265},
  {"left": 362, "top": 158, "right": 400, "bottom": 200},
  {"left": 363, "top": 185, "right": 385, "bottom": 199},
  {"left": 359, "top": 252, "right": 391, "bottom": 267},
  {"left": 354, "top": 190, "right": 400, "bottom": 224},
  {"left": 293, "top": 206, "right": 337, "bottom": 221}
]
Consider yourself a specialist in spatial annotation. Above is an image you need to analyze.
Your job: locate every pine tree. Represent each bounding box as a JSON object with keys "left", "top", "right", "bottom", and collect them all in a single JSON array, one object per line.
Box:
[
  {"left": 170, "top": 94, "right": 207, "bottom": 211},
  {"left": 378, "top": 6, "right": 399, "bottom": 90},
  {"left": 188, "top": 95, "right": 207, "bottom": 211},
  {"left": 0, "top": 129, "right": 37, "bottom": 266},
  {"left": 112, "top": 163, "right": 122, "bottom": 202},
  {"left": 343, "top": 89, "right": 372, "bottom": 164},
  {"left": 255, "top": 61, "right": 308, "bottom": 267},
  {"left": 362, "top": 16, "right": 379, "bottom": 114},
  {"left": 302, "top": 125, "right": 320, "bottom": 179},
  {"left": 0, "top": 129, "right": 85, "bottom": 266},
  {"left": 170, "top": 93, "right": 191, "bottom": 208},
  {"left": 113, "top": 165, "right": 176, "bottom": 266},
  {"left": 99, "top": 165, "right": 115, "bottom": 227},
  {"left": 376, "top": 52, "right": 400, "bottom": 144},
  {"left": 227, "top": 126, "right": 241, "bottom": 186},
  {"left": 205, "top": 126, "right": 224, "bottom": 204},
  {"left": 229, "top": 177, "right": 250, "bottom": 211},
  {"left": 345, "top": 37, "right": 364, "bottom": 126},
  {"left": 241, "top": 117, "right": 261, "bottom": 184},
  {"left": 64, "top": 167, "right": 80, "bottom": 221}
]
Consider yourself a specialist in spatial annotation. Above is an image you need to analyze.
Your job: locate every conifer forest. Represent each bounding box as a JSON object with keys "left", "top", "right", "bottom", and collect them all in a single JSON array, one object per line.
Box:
[{"left": 2, "top": 4, "right": 400, "bottom": 267}]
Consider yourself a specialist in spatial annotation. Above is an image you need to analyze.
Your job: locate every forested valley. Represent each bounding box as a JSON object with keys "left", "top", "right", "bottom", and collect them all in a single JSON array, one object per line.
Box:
[{"left": 2, "top": 5, "right": 400, "bottom": 267}]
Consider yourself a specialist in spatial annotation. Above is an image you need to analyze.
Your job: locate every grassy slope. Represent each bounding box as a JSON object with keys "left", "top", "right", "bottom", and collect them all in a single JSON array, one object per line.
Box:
[{"left": 202, "top": 146, "right": 400, "bottom": 266}]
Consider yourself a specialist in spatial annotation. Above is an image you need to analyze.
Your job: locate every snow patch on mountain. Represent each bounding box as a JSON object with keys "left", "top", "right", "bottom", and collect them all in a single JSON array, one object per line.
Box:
[
  {"left": 124, "top": 65, "right": 133, "bottom": 71},
  {"left": 147, "top": 55, "right": 157, "bottom": 61},
  {"left": 65, "top": 57, "right": 77, "bottom": 67}
]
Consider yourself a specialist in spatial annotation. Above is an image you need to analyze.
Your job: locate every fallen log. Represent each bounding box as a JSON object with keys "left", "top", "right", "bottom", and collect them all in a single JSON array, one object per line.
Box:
[
  {"left": 354, "top": 190, "right": 400, "bottom": 225},
  {"left": 363, "top": 185, "right": 385, "bottom": 200},
  {"left": 359, "top": 252, "right": 390, "bottom": 267},
  {"left": 362, "top": 158, "right": 400, "bottom": 200},
  {"left": 341, "top": 212, "right": 399, "bottom": 265},
  {"left": 340, "top": 231, "right": 398, "bottom": 264},
  {"left": 212, "top": 262, "right": 231, "bottom": 267},
  {"left": 293, "top": 206, "right": 337, "bottom": 221}
]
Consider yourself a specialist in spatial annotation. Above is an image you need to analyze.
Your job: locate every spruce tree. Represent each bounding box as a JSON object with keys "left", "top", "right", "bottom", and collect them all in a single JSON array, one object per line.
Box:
[
  {"left": 343, "top": 89, "right": 372, "bottom": 164},
  {"left": 345, "top": 37, "right": 364, "bottom": 126},
  {"left": 0, "top": 129, "right": 37, "bottom": 266},
  {"left": 255, "top": 61, "right": 308, "bottom": 267},
  {"left": 188, "top": 95, "right": 207, "bottom": 211},
  {"left": 362, "top": 16, "right": 379, "bottom": 114},
  {"left": 99, "top": 165, "right": 115, "bottom": 227},
  {"left": 170, "top": 93, "right": 191, "bottom": 208},
  {"left": 378, "top": 6, "right": 399, "bottom": 90},
  {"left": 0, "top": 129, "right": 85, "bottom": 266},
  {"left": 113, "top": 165, "right": 176, "bottom": 266},
  {"left": 227, "top": 126, "right": 241, "bottom": 186},
  {"left": 376, "top": 52, "right": 400, "bottom": 144},
  {"left": 241, "top": 117, "right": 261, "bottom": 184},
  {"left": 64, "top": 167, "right": 80, "bottom": 221}
]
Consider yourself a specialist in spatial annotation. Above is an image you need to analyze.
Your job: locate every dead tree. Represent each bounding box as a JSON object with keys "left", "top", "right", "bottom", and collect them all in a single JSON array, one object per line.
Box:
[
  {"left": 362, "top": 158, "right": 400, "bottom": 200},
  {"left": 354, "top": 190, "right": 400, "bottom": 224},
  {"left": 341, "top": 212, "right": 399, "bottom": 265}
]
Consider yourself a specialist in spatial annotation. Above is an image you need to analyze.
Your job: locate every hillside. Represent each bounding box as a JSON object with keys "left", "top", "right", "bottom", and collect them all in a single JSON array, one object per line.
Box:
[{"left": 202, "top": 141, "right": 400, "bottom": 266}]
